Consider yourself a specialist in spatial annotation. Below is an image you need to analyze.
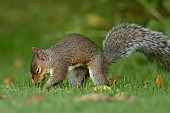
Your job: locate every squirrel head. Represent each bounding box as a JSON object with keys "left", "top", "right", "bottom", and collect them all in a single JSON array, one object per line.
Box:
[{"left": 30, "top": 47, "right": 47, "bottom": 84}]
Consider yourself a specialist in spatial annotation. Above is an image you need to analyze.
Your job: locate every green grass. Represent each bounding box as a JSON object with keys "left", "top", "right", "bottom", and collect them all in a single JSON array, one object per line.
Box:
[
  {"left": 1, "top": 68, "right": 170, "bottom": 113},
  {"left": 1, "top": 0, "right": 170, "bottom": 113}
]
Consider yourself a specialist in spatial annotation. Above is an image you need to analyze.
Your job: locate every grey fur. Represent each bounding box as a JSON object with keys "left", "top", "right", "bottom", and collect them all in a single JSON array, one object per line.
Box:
[
  {"left": 68, "top": 66, "right": 89, "bottom": 87},
  {"left": 31, "top": 23, "right": 170, "bottom": 90},
  {"left": 40, "top": 33, "right": 108, "bottom": 89},
  {"left": 103, "top": 23, "right": 170, "bottom": 70}
]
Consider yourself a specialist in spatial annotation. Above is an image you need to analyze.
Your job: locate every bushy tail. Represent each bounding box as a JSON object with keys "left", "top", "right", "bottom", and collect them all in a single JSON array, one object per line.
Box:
[{"left": 103, "top": 24, "right": 170, "bottom": 70}]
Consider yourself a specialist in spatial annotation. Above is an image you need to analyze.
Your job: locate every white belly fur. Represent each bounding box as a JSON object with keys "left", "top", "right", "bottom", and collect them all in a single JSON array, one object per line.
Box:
[{"left": 68, "top": 64, "right": 85, "bottom": 71}]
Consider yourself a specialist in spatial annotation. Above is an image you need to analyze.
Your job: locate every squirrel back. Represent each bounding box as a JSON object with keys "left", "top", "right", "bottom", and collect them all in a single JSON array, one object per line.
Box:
[
  {"left": 103, "top": 24, "right": 170, "bottom": 70},
  {"left": 45, "top": 33, "right": 102, "bottom": 66}
]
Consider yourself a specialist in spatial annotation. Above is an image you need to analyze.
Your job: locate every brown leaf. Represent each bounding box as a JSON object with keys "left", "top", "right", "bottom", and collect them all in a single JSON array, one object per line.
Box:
[
  {"left": 145, "top": 80, "right": 150, "bottom": 85},
  {"left": 0, "top": 94, "right": 11, "bottom": 99},
  {"left": 4, "top": 76, "right": 14, "bottom": 85},
  {"left": 26, "top": 94, "right": 44, "bottom": 104},
  {"left": 109, "top": 77, "right": 117, "bottom": 84},
  {"left": 75, "top": 93, "right": 135, "bottom": 103},
  {"left": 156, "top": 72, "right": 163, "bottom": 85}
]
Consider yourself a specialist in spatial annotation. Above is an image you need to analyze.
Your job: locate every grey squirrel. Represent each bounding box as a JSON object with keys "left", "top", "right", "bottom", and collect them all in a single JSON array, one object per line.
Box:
[{"left": 30, "top": 23, "right": 170, "bottom": 90}]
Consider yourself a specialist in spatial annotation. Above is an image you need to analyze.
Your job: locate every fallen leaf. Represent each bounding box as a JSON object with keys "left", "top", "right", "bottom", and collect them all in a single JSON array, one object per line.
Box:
[
  {"left": 93, "top": 85, "right": 111, "bottom": 91},
  {"left": 74, "top": 93, "right": 135, "bottom": 103},
  {"left": 109, "top": 77, "right": 117, "bottom": 84},
  {"left": 156, "top": 72, "right": 163, "bottom": 85},
  {"left": 0, "top": 94, "right": 11, "bottom": 99},
  {"left": 145, "top": 80, "right": 149, "bottom": 85},
  {"left": 26, "top": 94, "right": 44, "bottom": 104},
  {"left": 4, "top": 76, "right": 14, "bottom": 85}
]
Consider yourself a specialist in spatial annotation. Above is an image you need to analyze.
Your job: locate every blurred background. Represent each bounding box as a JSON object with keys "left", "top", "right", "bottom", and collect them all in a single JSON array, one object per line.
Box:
[{"left": 0, "top": 0, "right": 170, "bottom": 82}]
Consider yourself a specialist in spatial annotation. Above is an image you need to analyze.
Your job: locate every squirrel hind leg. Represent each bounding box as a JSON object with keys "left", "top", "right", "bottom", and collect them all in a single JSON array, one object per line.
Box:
[
  {"left": 89, "top": 69, "right": 108, "bottom": 86},
  {"left": 68, "top": 66, "right": 89, "bottom": 87},
  {"left": 87, "top": 57, "right": 109, "bottom": 86}
]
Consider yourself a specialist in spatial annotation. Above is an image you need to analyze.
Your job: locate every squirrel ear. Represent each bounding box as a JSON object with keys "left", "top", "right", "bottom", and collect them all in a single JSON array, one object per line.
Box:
[
  {"left": 32, "top": 47, "right": 46, "bottom": 61},
  {"left": 32, "top": 47, "right": 39, "bottom": 55}
]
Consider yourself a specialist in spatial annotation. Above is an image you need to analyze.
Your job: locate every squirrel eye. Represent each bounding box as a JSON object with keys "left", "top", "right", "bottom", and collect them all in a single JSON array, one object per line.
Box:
[{"left": 36, "top": 67, "right": 41, "bottom": 74}]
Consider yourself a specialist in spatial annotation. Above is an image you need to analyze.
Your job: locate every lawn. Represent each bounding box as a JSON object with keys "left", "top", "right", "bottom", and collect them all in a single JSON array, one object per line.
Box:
[{"left": 1, "top": 0, "right": 170, "bottom": 113}]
